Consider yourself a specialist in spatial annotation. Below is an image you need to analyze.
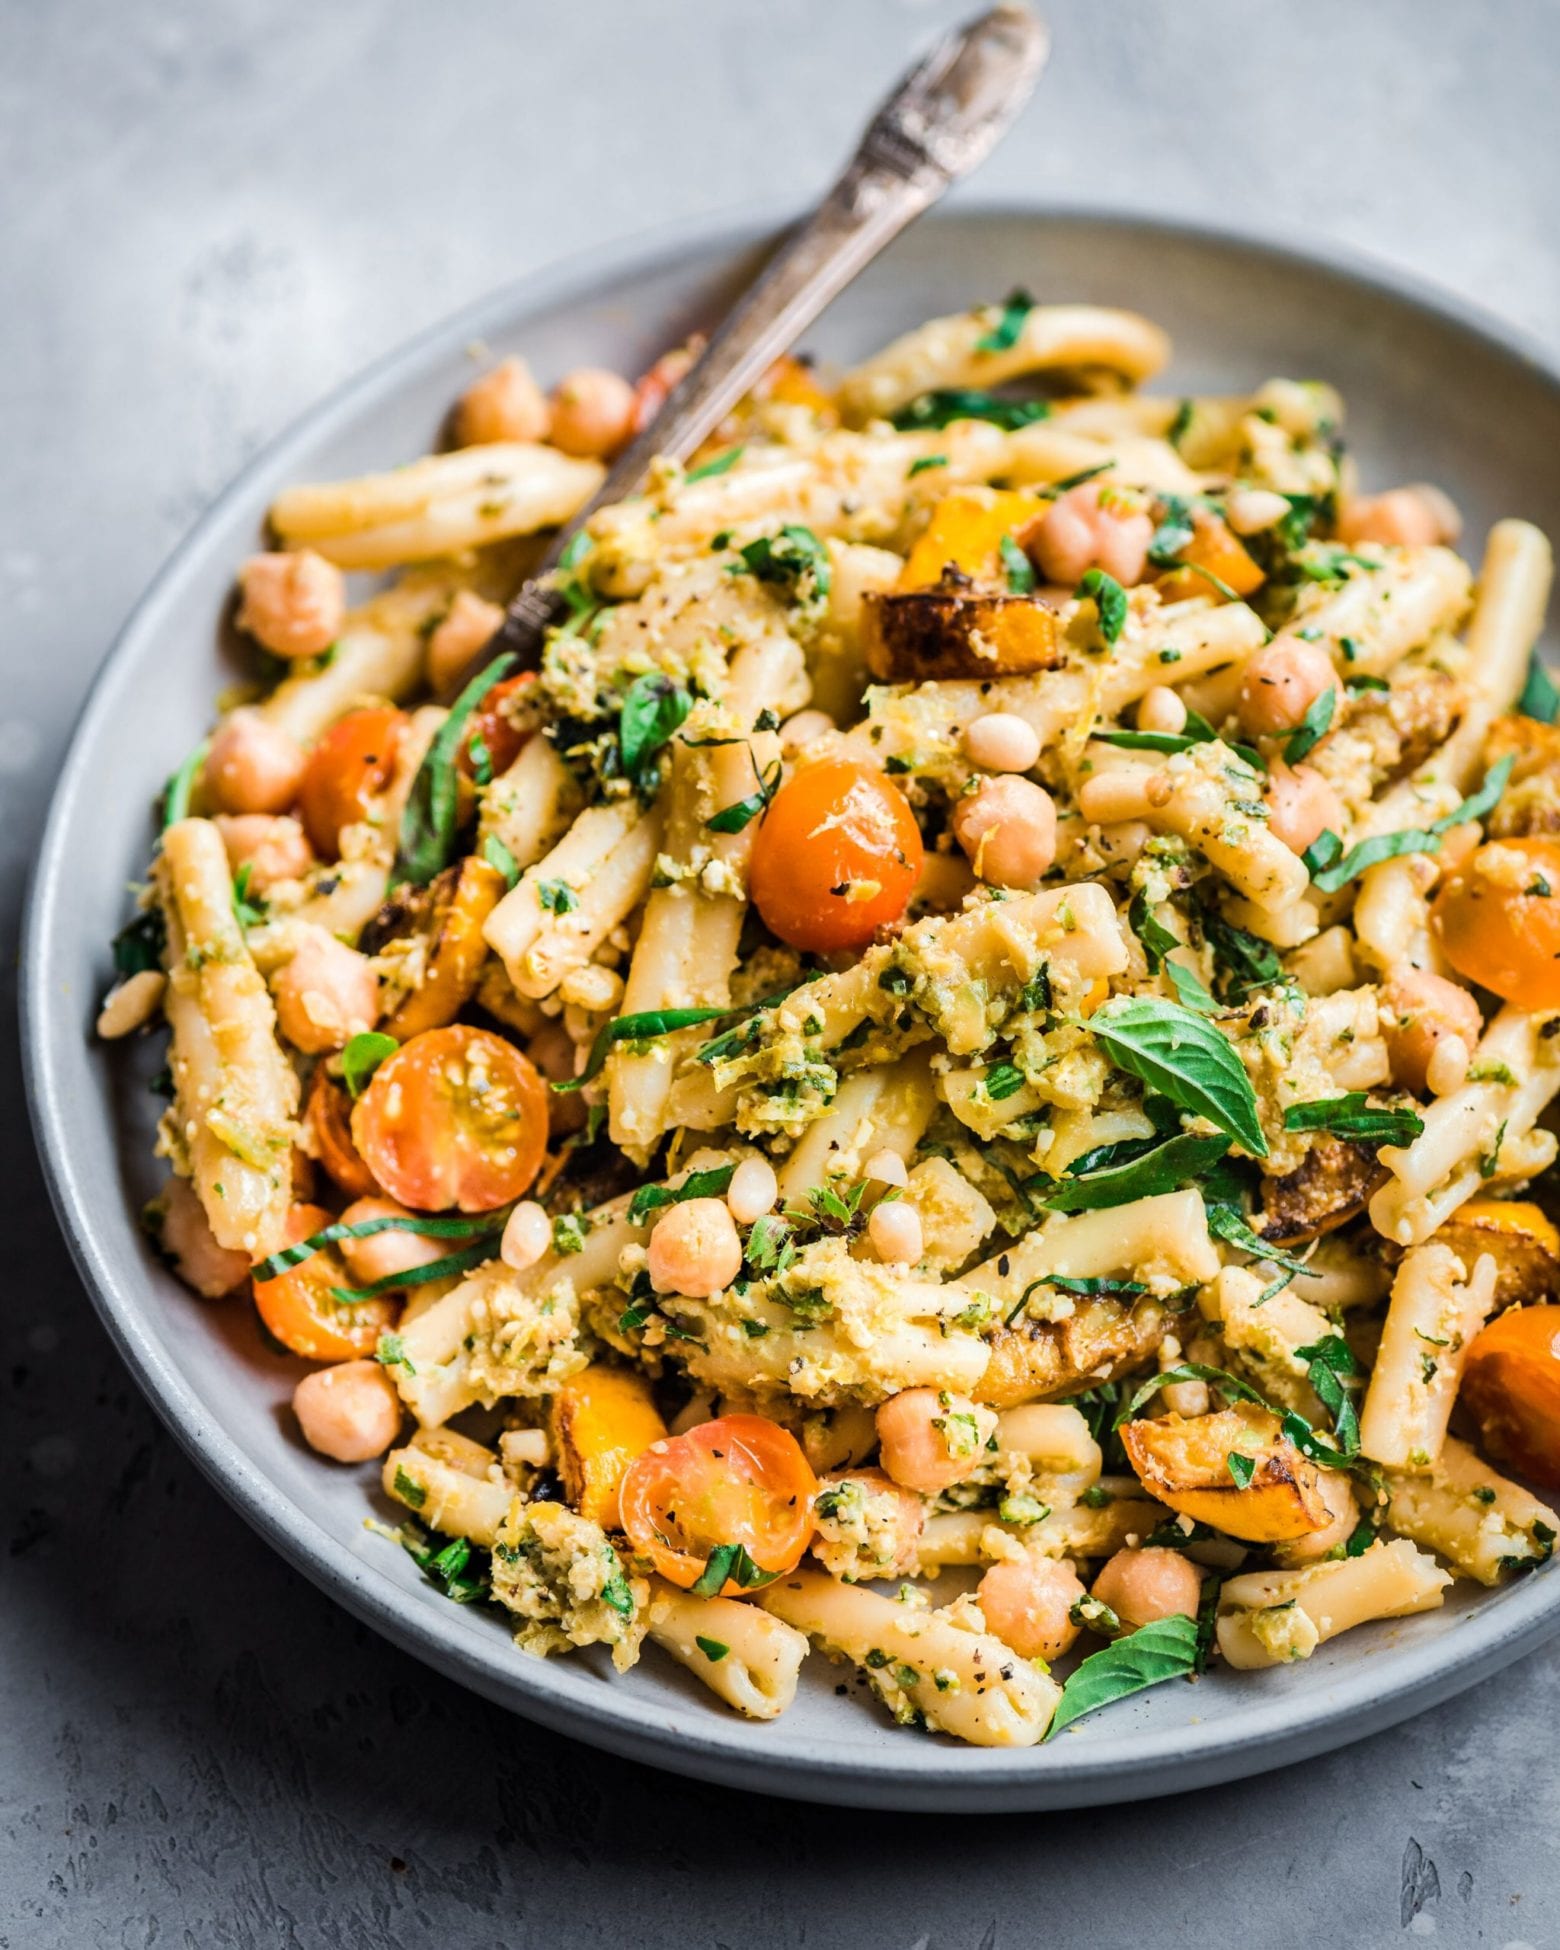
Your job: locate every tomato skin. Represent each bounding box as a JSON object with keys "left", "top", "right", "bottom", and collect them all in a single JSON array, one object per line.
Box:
[
  {"left": 351, "top": 1025, "right": 548, "bottom": 1213},
  {"left": 304, "top": 1065, "right": 381, "bottom": 1199},
  {"left": 252, "top": 1203, "right": 397, "bottom": 1360},
  {"left": 1461, "top": 1304, "right": 1560, "bottom": 1490},
  {"left": 748, "top": 759, "right": 923, "bottom": 954},
  {"left": 1433, "top": 838, "right": 1560, "bottom": 1010},
  {"left": 458, "top": 673, "right": 534, "bottom": 785},
  {"left": 618, "top": 1414, "right": 818, "bottom": 1594},
  {"left": 298, "top": 707, "right": 405, "bottom": 860}
]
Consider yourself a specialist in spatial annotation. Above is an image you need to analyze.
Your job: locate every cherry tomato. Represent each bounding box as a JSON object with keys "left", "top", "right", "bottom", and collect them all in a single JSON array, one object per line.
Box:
[
  {"left": 748, "top": 758, "right": 923, "bottom": 954},
  {"left": 1461, "top": 1304, "right": 1560, "bottom": 1491},
  {"left": 298, "top": 706, "right": 405, "bottom": 860},
  {"left": 619, "top": 1414, "right": 818, "bottom": 1595},
  {"left": 458, "top": 673, "right": 534, "bottom": 786},
  {"left": 252, "top": 1203, "right": 396, "bottom": 1360},
  {"left": 1433, "top": 837, "right": 1560, "bottom": 1010},
  {"left": 351, "top": 1025, "right": 548, "bottom": 1212},
  {"left": 303, "top": 1065, "right": 381, "bottom": 1199}
]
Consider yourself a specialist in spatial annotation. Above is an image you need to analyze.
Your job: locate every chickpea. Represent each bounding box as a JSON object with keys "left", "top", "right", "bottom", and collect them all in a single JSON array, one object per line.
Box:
[
  {"left": 1379, "top": 967, "right": 1482, "bottom": 1096},
  {"left": 1091, "top": 1547, "right": 1203, "bottom": 1630},
  {"left": 647, "top": 1197, "right": 743, "bottom": 1297},
  {"left": 978, "top": 1552, "right": 1086, "bottom": 1662},
  {"left": 867, "top": 1198, "right": 923, "bottom": 1266},
  {"left": 158, "top": 1174, "right": 251, "bottom": 1298},
  {"left": 213, "top": 813, "right": 315, "bottom": 892},
  {"left": 335, "top": 1196, "right": 445, "bottom": 1287},
  {"left": 1025, "top": 482, "right": 1153, "bottom": 588},
  {"left": 726, "top": 1156, "right": 778, "bottom": 1226},
  {"left": 1224, "top": 487, "right": 1292, "bottom": 536},
  {"left": 203, "top": 709, "right": 307, "bottom": 816},
  {"left": 1265, "top": 761, "right": 1344, "bottom": 855},
  {"left": 952, "top": 776, "right": 1058, "bottom": 889},
  {"left": 454, "top": 356, "right": 551, "bottom": 447},
  {"left": 501, "top": 1200, "right": 553, "bottom": 1271},
  {"left": 425, "top": 590, "right": 507, "bottom": 695},
  {"left": 778, "top": 709, "right": 836, "bottom": 760},
  {"left": 272, "top": 928, "right": 380, "bottom": 1055},
  {"left": 292, "top": 1360, "right": 403, "bottom": 1463},
  {"left": 876, "top": 1388, "right": 997, "bottom": 1495},
  {"left": 964, "top": 711, "right": 1041, "bottom": 774},
  {"left": 815, "top": 1467, "right": 925, "bottom": 1581},
  {"left": 1338, "top": 484, "right": 1461, "bottom": 549},
  {"left": 236, "top": 549, "right": 345, "bottom": 661},
  {"left": 1236, "top": 637, "right": 1336, "bottom": 739},
  {"left": 1136, "top": 686, "right": 1187, "bottom": 736},
  {"left": 548, "top": 367, "right": 636, "bottom": 459}
]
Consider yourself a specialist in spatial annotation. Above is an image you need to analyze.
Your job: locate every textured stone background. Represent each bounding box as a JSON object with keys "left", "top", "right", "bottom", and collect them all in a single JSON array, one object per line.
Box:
[{"left": 3, "top": 2, "right": 1559, "bottom": 1945}]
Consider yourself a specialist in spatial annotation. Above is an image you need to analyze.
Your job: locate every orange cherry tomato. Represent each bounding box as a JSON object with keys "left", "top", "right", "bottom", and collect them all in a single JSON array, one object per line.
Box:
[
  {"left": 748, "top": 758, "right": 923, "bottom": 954},
  {"left": 618, "top": 1414, "right": 818, "bottom": 1595},
  {"left": 1433, "top": 837, "right": 1560, "bottom": 1010},
  {"left": 252, "top": 1203, "right": 396, "bottom": 1360},
  {"left": 298, "top": 706, "right": 405, "bottom": 859},
  {"left": 304, "top": 1065, "right": 381, "bottom": 1199},
  {"left": 351, "top": 1025, "right": 548, "bottom": 1212},
  {"left": 458, "top": 673, "right": 534, "bottom": 784},
  {"left": 1461, "top": 1304, "right": 1560, "bottom": 1491}
]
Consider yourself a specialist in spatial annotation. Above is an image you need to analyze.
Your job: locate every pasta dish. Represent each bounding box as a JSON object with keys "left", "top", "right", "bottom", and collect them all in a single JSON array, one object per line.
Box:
[{"left": 98, "top": 291, "right": 1560, "bottom": 1747}]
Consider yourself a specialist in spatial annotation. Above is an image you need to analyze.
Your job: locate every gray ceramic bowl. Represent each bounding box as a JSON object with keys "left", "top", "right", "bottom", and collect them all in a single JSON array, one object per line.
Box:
[{"left": 22, "top": 206, "right": 1560, "bottom": 1812}]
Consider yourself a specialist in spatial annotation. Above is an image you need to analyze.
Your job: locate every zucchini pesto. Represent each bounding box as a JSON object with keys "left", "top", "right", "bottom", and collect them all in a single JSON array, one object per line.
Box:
[{"left": 101, "top": 294, "right": 1560, "bottom": 1747}]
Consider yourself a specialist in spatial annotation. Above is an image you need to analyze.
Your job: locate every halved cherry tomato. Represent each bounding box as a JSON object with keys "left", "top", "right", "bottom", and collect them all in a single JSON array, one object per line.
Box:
[
  {"left": 252, "top": 1203, "right": 396, "bottom": 1360},
  {"left": 458, "top": 673, "right": 535, "bottom": 785},
  {"left": 298, "top": 706, "right": 405, "bottom": 859},
  {"left": 748, "top": 758, "right": 923, "bottom": 954},
  {"left": 351, "top": 1025, "right": 548, "bottom": 1212},
  {"left": 1433, "top": 837, "right": 1560, "bottom": 1010},
  {"left": 618, "top": 1414, "right": 818, "bottom": 1595},
  {"left": 382, "top": 858, "right": 508, "bottom": 1041},
  {"left": 1461, "top": 1304, "right": 1560, "bottom": 1491},
  {"left": 303, "top": 1065, "right": 381, "bottom": 1199}
]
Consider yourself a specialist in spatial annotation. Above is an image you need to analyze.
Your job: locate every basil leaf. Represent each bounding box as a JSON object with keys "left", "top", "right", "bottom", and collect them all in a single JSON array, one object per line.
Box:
[
  {"left": 555, "top": 1005, "right": 733, "bottom": 1092},
  {"left": 1518, "top": 654, "right": 1560, "bottom": 725},
  {"left": 1095, "top": 718, "right": 1266, "bottom": 773},
  {"left": 1283, "top": 1092, "right": 1425, "bottom": 1145},
  {"left": 1076, "top": 568, "right": 1127, "bottom": 645},
  {"left": 163, "top": 739, "right": 209, "bottom": 828},
  {"left": 1280, "top": 685, "right": 1335, "bottom": 764},
  {"left": 983, "top": 1061, "right": 1027, "bottom": 1101},
  {"left": 341, "top": 1031, "right": 399, "bottom": 1098},
  {"left": 1295, "top": 1334, "right": 1363, "bottom": 1456},
  {"left": 393, "top": 653, "right": 519, "bottom": 885},
  {"left": 999, "top": 534, "right": 1036, "bottom": 594},
  {"left": 1166, "top": 961, "right": 1219, "bottom": 1015},
  {"left": 1301, "top": 828, "right": 1343, "bottom": 877},
  {"left": 1201, "top": 909, "right": 1283, "bottom": 1001},
  {"left": 536, "top": 878, "right": 579, "bottom": 914},
  {"left": 690, "top": 1542, "right": 778, "bottom": 1599},
  {"left": 1206, "top": 1202, "right": 1314, "bottom": 1278},
  {"left": 708, "top": 754, "right": 781, "bottom": 834},
  {"left": 1045, "top": 1614, "right": 1199, "bottom": 1738},
  {"left": 1091, "top": 998, "right": 1267, "bottom": 1156},
  {"left": 629, "top": 1164, "right": 738, "bottom": 1225},
  {"left": 1128, "top": 889, "right": 1180, "bottom": 974},
  {"left": 619, "top": 672, "right": 692, "bottom": 786},
  {"left": 1147, "top": 494, "right": 1197, "bottom": 568},
  {"left": 1036, "top": 1133, "right": 1231, "bottom": 1213},
  {"left": 907, "top": 454, "right": 948, "bottom": 478},
  {"left": 975, "top": 287, "right": 1034, "bottom": 353},
  {"left": 732, "top": 525, "right": 831, "bottom": 603},
  {"left": 685, "top": 444, "right": 744, "bottom": 483},
  {"left": 1311, "top": 756, "right": 1514, "bottom": 893},
  {"left": 1226, "top": 1452, "right": 1256, "bottom": 1488},
  {"left": 113, "top": 908, "right": 166, "bottom": 977},
  {"left": 889, "top": 390, "right": 1051, "bottom": 433}
]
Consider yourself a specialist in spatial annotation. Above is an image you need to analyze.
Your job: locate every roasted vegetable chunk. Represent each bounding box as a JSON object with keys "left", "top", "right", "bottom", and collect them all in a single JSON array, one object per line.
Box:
[
  {"left": 977, "top": 1294, "right": 1190, "bottom": 1410},
  {"left": 550, "top": 1364, "right": 669, "bottom": 1531},
  {"left": 862, "top": 576, "right": 1065, "bottom": 682},
  {"left": 1435, "top": 1198, "right": 1560, "bottom": 1312},
  {"left": 1258, "top": 1135, "right": 1387, "bottom": 1246},
  {"left": 1120, "top": 1402, "right": 1344, "bottom": 1543}
]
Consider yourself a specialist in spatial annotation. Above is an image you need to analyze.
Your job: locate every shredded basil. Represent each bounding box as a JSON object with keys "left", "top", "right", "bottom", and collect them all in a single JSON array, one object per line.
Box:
[
  {"left": 394, "top": 653, "right": 519, "bottom": 885},
  {"left": 730, "top": 525, "right": 831, "bottom": 603},
  {"left": 889, "top": 389, "right": 1051, "bottom": 433},
  {"left": 1076, "top": 568, "right": 1127, "bottom": 645},
  {"left": 999, "top": 534, "right": 1036, "bottom": 594},
  {"left": 1518, "top": 654, "right": 1560, "bottom": 724},
  {"left": 482, "top": 834, "right": 521, "bottom": 889},
  {"left": 1309, "top": 756, "right": 1513, "bottom": 893},
  {"left": 253, "top": 1209, "right": 499, "bottom": 1284},
  {"left": 685, "top": 444, "right": 745, "bottom": 483},
  {"left": 1279, "top": 686, "right": 1335, "bottom": 764},
  {"left": 555, "top": 1005, "right": 733, "bottom": 1092},
  {"left": 163, "top": 740, "right": 209, "bottom": 829},
  {"left": 907, "top": 454, "right": 948, "bottom": 478},
  {"left": 708, "top": 752, "right": 782, "bottom": 834},
  {"left": 691, "top": 1542, "right": 779, "bottom": 1599},
  {"left": 629, "top": 1164, "right": 738, "bottom": 1225},
  {"left": 975, "top": 287, "right": 1034, "bottom": 353},
  {"left": 1283, "top": 1092, "right": 1424, "bottom": 1146},
  {"left": 341, "top": 1031, "right": 399, "bottom": 1099}
]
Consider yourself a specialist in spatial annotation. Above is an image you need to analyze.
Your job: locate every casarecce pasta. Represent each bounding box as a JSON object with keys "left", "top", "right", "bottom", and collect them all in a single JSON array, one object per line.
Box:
[{"left": 100, "top": 293, "right": 1560, "bottom": 1750}]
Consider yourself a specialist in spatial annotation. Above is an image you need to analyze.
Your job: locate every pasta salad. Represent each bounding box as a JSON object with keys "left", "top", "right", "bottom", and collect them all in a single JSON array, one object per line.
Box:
[{"left": 100, "top": 291, "right": 1560, "bottom": 1748}]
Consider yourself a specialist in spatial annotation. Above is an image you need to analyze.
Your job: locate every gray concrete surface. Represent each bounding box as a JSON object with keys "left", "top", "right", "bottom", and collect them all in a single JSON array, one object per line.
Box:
[{"left": 3, "top": 1, "right": 1558, "bottom": 1944}]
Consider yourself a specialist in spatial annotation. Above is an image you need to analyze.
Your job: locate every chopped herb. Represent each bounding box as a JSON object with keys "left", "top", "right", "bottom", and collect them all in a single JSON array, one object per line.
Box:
[
  {"left": 695, "top": 1635, "right": 730, "bottom": 1662},
  {"left": 1280, "top": 686, "right": 1335, "bottom": 765},
  {"left": 1283, "top": 1093, "right": 1424, "bottom": 1146},
  {"left": 1128, "top": 889, "right": 1180, "bottom": 974},
  {"left": 975, "top": 287, "right": 1034, "bottom": 353},
  {"left": 618, "top": 672, "right": 692, "bottom": 788},
  {"left": 1147, "top": 494, "right": 1197, "bottom": 567},
  {"left": 629, "top": 1164, "right": 738, "bottom": 1224},
  {"left": 555, "top": 1005, "right": 733, "bottom": 1091},
  {"left": 1076, "top": 568, "right": 1127, "bottom": 645},
  {"left": 600, "top": 1561, "right": 637, "bottom": 1618},
  {"left": 889, "top": 389, "right": 1051, "bottom": 433},
  {"left": 536, "top": 878, "right": 580, "bottom": 914},
  {"left": 327, "top": 1238, "right": 499, "bottom": 1303},
  {"left": 1166, "top": 961, "right": 1219, "bottom": 1015},
  {"left": 1226, "top": 1452, "right": 1256, "bottom": 1489},
  {"left": 341, "top": 1030, "right": 399, "bottom": 1099},
  {"left": 113, "top": 907, "right": 166, "bottom": 977},
  {"left": 1201, "top": 909, "right": 1283, "bottom": 1001},
  {"left": 907, "top": 454, "right": 949, "bottom": 478},
  {"left": 744, "top": 1211, "right": 795, "bottom": 1275},
  {"left": 1045, "top": 1614, "right": 1199, "bottom": 1738},
  {"left": 731, "top": 525, "right": 831, "bottom": 603},
  {"left": 691, "top": 1542, "right": 779, "bottom": 1599},
  {"left": 685, "top": 444, "right": 744, "bottom": 483},
  {"left": 1167, "top": 400, "right": 1194, "bottom": 451},
  {"left": 708, "top": 752, "right": 782, "bottom": 833},
  {"left": 1343, "top": 1515, "right": 1378, "bottom": 1558},
  {"left": 394, "top": 653, "right": 519, "bottom": 885},
  {"left": 551, "top": 1212, "right": 591, "bottom": 1256},
  {"left": 1310, "top": 757, "right": 1514, "bottom": 892},
  {"left": 1091, "top": 997, "right": 1267, "bottom": 1155},
  {"left": 999, "top": 534, "right": 1036, "bottom": 594},
  {"left": 375, "top": 1333, "right": 415, "bottom": 1374},
  {"left": 481, "top": 833, "right": 521, "bottom": 889},
  {"left": 1518, "top": 654, "right": 1560, "bottom": 725},
  {"left": 232, "top": 863, "right": 267, "bottom": 930},
  {"left": 983, "top": 1061, "right": 1027, "bottom": 1102},
  {"left": 162, "top": 740, "right": 209, "bottom": 829},
  {"left": 1205, "top": 1201, "right": 1314, "bottom": 1279},
  {"left": 393, "top": 1467, "right": 427, "bottom": 1510}
]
